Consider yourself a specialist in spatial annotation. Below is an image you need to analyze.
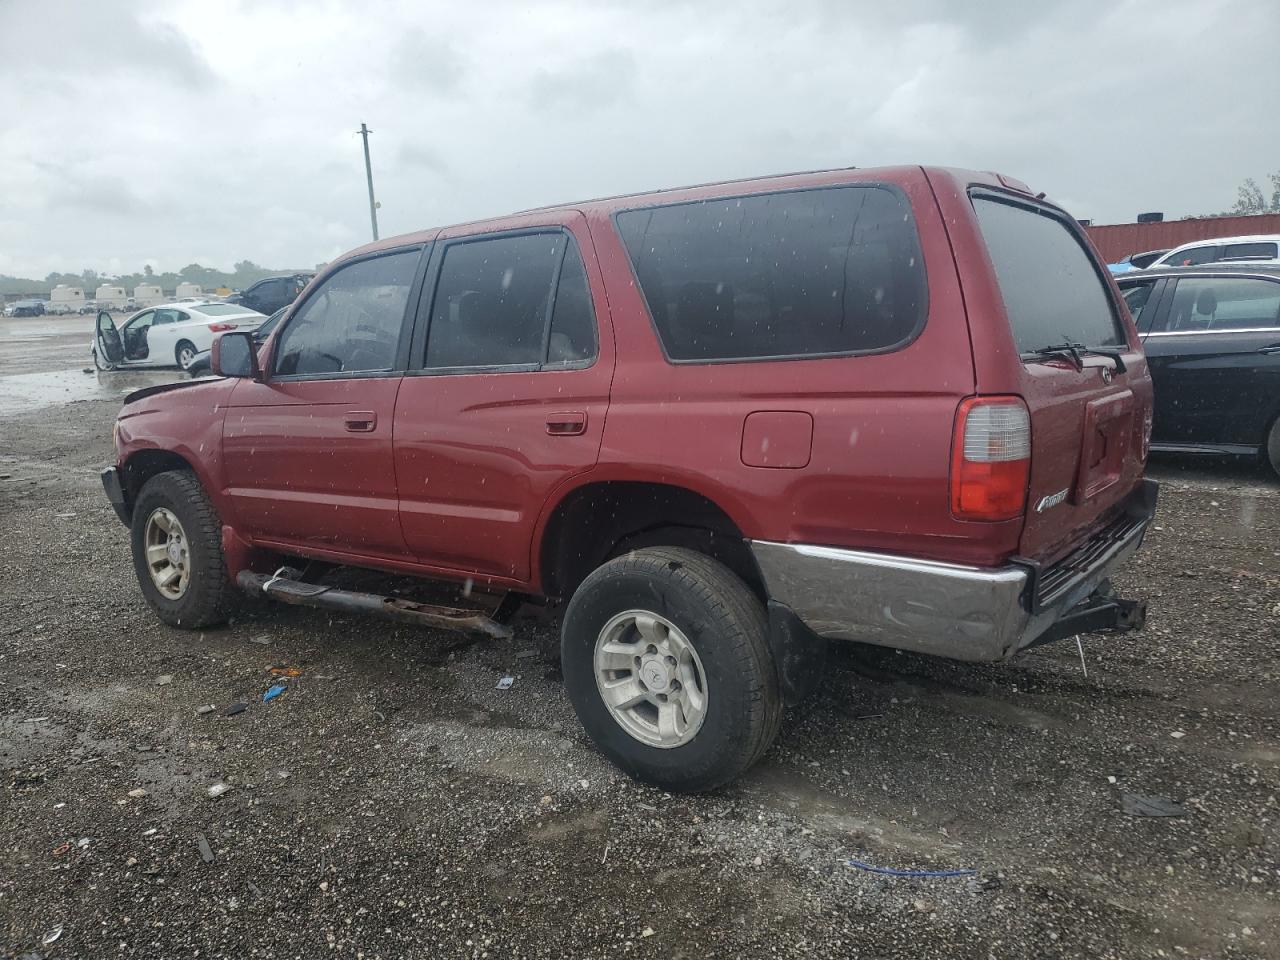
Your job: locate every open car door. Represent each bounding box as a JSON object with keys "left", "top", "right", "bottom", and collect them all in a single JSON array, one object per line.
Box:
[{"left": 94, "top": 311, "right": 125, "bottom": 370}]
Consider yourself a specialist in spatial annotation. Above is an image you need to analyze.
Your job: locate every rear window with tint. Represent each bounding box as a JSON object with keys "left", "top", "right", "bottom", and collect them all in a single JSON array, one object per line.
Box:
[
  {"left": 971, "top": 195, "right": 1125, "bottom": 353},
  {"left": 616, "top": 186, "right": 926, "bottom": 361}
]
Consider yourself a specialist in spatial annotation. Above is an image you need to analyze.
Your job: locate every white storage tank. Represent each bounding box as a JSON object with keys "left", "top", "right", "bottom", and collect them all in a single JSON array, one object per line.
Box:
[
  {"left": 133, "top": 284, "right": 163, "bottom": 307},
  {"left": 175, "top": 281, "right": 202, "bottom": 299},
  {"left": 95, "top": 285, "right": 127, "bottom": 309},
  {"left": 49, "top": 285, "right": 85, "bottom": 313}
]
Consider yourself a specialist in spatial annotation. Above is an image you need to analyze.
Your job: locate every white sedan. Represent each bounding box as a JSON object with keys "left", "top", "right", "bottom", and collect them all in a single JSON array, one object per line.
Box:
[{"left": 92, "top": 301, "right": 267, "bottom": 370}]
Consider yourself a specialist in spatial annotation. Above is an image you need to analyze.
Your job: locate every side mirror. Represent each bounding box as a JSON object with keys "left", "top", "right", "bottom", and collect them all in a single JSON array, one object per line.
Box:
[{"left": 211, "top": 331, "right": 261, "bottom": 379}]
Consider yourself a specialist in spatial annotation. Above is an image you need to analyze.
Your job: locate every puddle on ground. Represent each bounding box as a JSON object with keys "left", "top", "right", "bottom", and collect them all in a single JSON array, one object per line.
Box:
[{"left": 0, "top": 368, "right": 183, "bottom": 416}]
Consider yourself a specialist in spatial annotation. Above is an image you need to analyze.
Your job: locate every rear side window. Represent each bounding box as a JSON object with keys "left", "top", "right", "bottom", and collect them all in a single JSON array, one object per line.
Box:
[
  {"left": 971, "top": 195, "right": 1125, "bottom": 352},
  {"left": 1222, "top": 242, "right": 1278, "bottom": 261},
  {"left": 616, "top": 186, "right": 926, "bottom": 362},
  {"left": 274, "top": 249, "right": 419, "bottom": 377}
]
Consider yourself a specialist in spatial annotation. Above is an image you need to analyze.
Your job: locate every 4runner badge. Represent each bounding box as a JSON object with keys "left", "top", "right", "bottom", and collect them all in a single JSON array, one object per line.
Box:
[{"left": 1036, "top": 488, "right": 1069, "bottom": 513}]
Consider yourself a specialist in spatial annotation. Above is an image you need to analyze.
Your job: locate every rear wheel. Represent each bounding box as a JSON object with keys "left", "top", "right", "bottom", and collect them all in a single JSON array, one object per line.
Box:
[
  {"left": 1267, "top": 416, "right": 1280, "bottom": 478},
  {"left": 561, "top": 547, "right": 782, "bottom": 792},
  {"left": 175, "top": 340, "right": 198, "bottom": 370},
  {"left": 130, "top": 470, "right": 240, "bottom": 628}
]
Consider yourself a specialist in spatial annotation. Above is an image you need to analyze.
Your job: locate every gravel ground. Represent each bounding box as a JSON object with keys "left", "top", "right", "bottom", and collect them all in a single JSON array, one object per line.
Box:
[{"left": 1, "top": 319, "right": 1278, "bottom": 959}]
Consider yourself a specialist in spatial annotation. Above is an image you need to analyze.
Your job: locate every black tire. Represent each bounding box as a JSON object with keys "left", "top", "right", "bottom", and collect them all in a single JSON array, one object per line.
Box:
[
  {"left": 175, "top": 340, "right": 198, "bottom": 370},
  {"left": 1266, "top": 416, "right": 1280, "bottom": 479},
  {"left": 130, "top": 470, "right": 240, "bottom": 628},
  {"left": 561, "top": 547, "right": 782, "bottom": 792}
]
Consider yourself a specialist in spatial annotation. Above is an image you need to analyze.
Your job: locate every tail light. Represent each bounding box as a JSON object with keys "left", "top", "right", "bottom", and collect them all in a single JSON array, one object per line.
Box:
[
  {"left": 208, "top": 322, "right": 236, "bottom": 332},
  {"left": 951, "top": 397, "right": 1031, "bottom": 521}
]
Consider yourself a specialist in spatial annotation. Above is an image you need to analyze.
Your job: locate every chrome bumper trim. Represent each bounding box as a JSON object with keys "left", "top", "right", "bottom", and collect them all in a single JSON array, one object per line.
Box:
[{"left": 750, "top": 518, "right": 1149, "bottom": 662}]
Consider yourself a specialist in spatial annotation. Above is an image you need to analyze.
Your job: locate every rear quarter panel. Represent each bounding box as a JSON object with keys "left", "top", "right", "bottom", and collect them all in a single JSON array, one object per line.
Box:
[{"left": 583, "top": 167, "right": 1015, "bottom": 565}]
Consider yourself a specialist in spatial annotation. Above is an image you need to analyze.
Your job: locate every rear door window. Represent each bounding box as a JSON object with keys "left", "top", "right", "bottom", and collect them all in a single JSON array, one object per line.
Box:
[
  {"left": 616, "top": 185, "right": 926, "bottom": 362},
  {"left": 423, "top": 232, "right": 597, "bottom": 370},
  {"left": 1154, "top": 277, "right": 1280, "bottom": 333},
  {"left": 971, "top": 194, "right": 1125, "bottom": 353}
]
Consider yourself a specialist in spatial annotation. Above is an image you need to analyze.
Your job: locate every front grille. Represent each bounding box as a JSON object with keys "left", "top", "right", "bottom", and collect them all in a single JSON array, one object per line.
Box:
[{"left": 1033, "top": 512, "right": 1146, "bottom": 609}]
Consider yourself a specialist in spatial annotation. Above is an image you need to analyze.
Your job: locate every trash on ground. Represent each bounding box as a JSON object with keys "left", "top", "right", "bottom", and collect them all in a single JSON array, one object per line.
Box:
[
  {"left": 52, "top": 841, "right": 71, "bottom": 856},
  {"left": 207, "top": 782, "right": 233, "bottom": 799},
  {"left": 1120, "top": 791, "right": 1188, "bottom": 818},
  {"left": 23, "top": 717, "right": 49, "bottom": 723},
  {"left": 1170, "top": 730, "right": 1187, "bottom": 739},
  {"left": 845, "top": 858, "right": 976, "bottom": 878},
  {"left": 516, "top": 649, "right": 538, "bottom": 659},
  {"left": 196, "top": 704, "right": 216, "bottom": 715},
  {"left": 269, "top": 666, "right": 302, "bottom": 678},
  {"left": 55, "top": 512, "right": 76, "bottom": 519},
  {"left": 263, "top": 684, "right": 287, "bottom": 703},
  {"left": 197, "top": 834, "right": 214, "bottom": 863},
  {"left": 42, "top": 926, "right": 63, "bottom": 945},
  {"left": 496, "top": 676, "right": 515, "bottom": 690},
  {"left": 76, "top": 837, "right": 90, "bottom": 849},
  {"left": 127, "top": 788, "right": 147, "bottom": 798},
  {"left": 156, "top": 674, "right": 173, "bottom": 686},
  {"left": 249, "top": 635, "right": 271, "bottom": 645},
  {"left": 223, "top": 702, "right": 248, "bottom": 717},
  {"left": 641, "top": 927, "right": 655, "bottom": 938}
]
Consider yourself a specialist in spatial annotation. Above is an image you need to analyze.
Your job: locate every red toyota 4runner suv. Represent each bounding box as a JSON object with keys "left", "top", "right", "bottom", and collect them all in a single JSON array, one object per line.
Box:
[{"left": 101, "top": 167, "right": 1157, "bottom": 791}]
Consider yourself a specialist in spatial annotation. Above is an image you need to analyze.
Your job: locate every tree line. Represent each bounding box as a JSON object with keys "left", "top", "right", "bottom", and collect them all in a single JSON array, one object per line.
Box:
[{"left": 0, "top": 260, "right": 294, "bottom": 296}]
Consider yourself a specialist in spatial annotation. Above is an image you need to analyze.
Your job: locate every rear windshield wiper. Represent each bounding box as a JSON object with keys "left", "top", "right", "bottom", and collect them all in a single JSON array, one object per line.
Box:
[
  {"left": 1023, "top": 341, "right": 1085, "bottom": 371},
  {"left": 1022, "top": 339, "right": 1127, "bottom": 374}
]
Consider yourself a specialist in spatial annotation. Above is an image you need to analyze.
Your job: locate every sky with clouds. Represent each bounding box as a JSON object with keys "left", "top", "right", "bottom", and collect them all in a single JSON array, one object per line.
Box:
[{"left": 1, "top": 0, "right": 1276, "bottom": 278}]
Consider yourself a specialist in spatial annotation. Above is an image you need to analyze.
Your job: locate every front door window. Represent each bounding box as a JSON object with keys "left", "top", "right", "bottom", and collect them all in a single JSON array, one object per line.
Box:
[{"left": 273, "top": 251, "right": 420, "bottom": 377}]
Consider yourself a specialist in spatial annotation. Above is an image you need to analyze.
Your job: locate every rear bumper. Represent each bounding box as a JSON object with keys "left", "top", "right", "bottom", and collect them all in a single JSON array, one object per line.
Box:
[
  {"left": 101, "top": 467, "right": 131, "bottom": 526},
  {"left": 749, "top": 479, "right": 1158, "bottom": 662}
]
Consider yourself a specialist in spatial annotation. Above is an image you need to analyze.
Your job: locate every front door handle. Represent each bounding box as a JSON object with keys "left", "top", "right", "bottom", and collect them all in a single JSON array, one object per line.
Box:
[
  {"left": 1259, "top": 344, "right": 1280, "bottom": 355},
  {"left": 344, "top": 410, "right": 377, "bottom": 432},
  {"left": 546, "top": 411, "right": 587, "bottom": 436}
]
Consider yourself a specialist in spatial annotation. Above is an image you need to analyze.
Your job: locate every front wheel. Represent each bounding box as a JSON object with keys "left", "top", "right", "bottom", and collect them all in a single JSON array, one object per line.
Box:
[
  {"left": 561, "top": 547, "right": 782, "bottom": 792},
  {"left": 175, "top": 340, "right": 198, "bottom": 370},
  {"left": 130, "top": 470, "right": 240, "bottom": 628},
  {"left": 1267, "top": 416, "right": 1280, "bottom": 478}
]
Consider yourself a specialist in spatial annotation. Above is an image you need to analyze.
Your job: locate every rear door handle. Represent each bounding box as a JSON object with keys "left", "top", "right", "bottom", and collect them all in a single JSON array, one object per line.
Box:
[
  {"left": 546, "top": 411, "right": 587, "bottom": 436},
  {"left": 1259, "top": 344, "right": 1280, "bottom": 355},
  {"left": 344, "top": 410, "right": 377, "bottom": 432}
]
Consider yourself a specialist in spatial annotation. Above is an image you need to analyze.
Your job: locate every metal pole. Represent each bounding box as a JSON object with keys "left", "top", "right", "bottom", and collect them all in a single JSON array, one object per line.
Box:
[{"left": 358, "top": 122, "right": 379, "bottom": 241}]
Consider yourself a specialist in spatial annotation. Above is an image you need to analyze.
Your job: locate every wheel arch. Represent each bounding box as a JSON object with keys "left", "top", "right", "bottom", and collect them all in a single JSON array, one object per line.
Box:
[
  {"left": 119, "top": 449, "right": 202, "bottom": 522},
  {"left": 535, "top": 478, "right": 766, "bottom": 603}
]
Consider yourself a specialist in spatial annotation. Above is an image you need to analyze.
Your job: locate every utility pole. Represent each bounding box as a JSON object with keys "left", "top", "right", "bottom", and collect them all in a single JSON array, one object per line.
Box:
[{"left": 358, "top": 122, "right": 379, "bottom": 241}]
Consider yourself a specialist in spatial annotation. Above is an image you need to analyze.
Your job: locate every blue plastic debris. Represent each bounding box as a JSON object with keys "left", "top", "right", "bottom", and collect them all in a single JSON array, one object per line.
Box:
[
  {"left": 845, "top": 858, "right": 976, "bottom": 879},
  {"left": 263, "top": 684, "right": 287, "bottom": 703}
]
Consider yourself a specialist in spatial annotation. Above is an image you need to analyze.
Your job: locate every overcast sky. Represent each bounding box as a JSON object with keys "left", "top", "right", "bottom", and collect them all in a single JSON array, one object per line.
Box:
[{"left": 2, "top": 0, "right": 1276, "bottom": 278}]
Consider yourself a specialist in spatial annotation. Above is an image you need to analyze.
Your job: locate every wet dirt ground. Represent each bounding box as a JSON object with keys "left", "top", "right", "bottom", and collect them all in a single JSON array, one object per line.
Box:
[{"left": 1, "top": 316, "right": 1278, "bottom": 959}]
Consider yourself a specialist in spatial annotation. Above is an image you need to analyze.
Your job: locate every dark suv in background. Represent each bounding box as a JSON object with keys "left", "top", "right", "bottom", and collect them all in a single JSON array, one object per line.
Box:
[{"left": 226, "top": 273, "right": 312, "bottom": 316}]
